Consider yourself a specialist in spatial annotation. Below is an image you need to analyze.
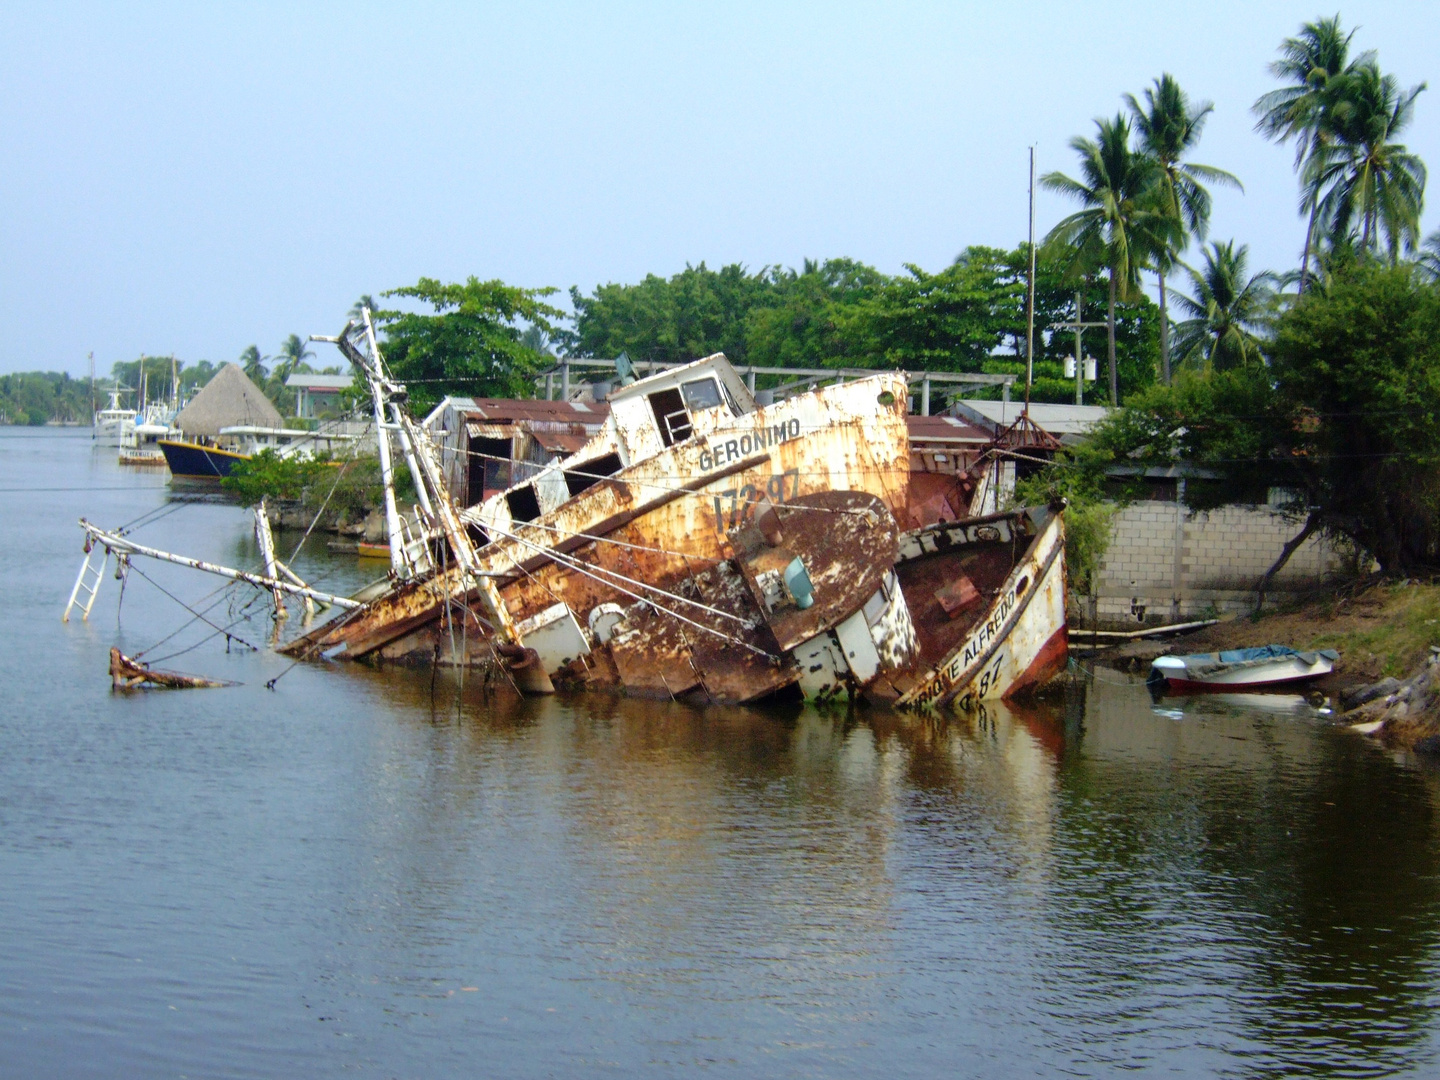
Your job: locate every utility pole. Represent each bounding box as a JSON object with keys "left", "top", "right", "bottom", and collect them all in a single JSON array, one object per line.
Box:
[
  {"left": 1024, "top": 146, "right": 1036, "bottom": 414},
  {"left": 1049, "top": 291, "right": 1105, "bottom": 405}
]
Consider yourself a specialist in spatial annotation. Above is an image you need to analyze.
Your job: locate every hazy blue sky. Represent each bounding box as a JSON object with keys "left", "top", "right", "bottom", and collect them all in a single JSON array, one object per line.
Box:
[{"left": 2, "top": 1, "right": 1436, "bottom": 376}]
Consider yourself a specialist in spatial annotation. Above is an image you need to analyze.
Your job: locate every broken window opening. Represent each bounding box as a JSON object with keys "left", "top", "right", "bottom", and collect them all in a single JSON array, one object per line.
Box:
[
  {"left": 505, "top": 484, "right": 542, "bottom": 524},
  {"left": 647, "top": 388, "right": 692, "bottom": 447},
  {"left": 564, "top": 452, "right": 623, "bottom": 498},
  {"left": 469, "top": 435, "right": 512, "bottom": 503}
]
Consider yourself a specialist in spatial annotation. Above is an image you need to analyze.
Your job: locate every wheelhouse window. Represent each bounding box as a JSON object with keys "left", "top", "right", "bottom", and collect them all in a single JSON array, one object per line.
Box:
[{"left": 681, "top": 377, "right": 723, "bottom": 412}]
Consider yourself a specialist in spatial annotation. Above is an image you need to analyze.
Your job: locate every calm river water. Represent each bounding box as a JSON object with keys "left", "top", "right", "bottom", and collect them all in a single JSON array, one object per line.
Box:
[{"left": 3, "top": 427, "right": 1440, "bottom": 1078}]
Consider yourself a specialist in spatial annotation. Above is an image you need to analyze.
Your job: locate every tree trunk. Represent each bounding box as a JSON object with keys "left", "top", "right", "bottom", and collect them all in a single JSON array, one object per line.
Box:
[
  {"left": 1106, "top": 272, "right": 1118, "bottom": 406},
  {"left": 1253, "top": 511, "right": 1321, "bottom": 614},
  {"left": 1299, "top": 200, "right": 1319, "bottom": 294},
  {"left": 1158, "top": 270, "right": 1170, "bottom": 385}
]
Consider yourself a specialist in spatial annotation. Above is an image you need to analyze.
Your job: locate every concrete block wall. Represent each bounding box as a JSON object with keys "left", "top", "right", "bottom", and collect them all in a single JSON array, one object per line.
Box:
[{"left": 1091, "top": 500, "right": 1350, "bottom": 624}]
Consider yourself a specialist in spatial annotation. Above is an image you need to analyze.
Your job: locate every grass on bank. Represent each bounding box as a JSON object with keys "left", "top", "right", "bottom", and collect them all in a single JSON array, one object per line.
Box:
[{"left": 1179, "top": 580, "right": 1440, "bottom": 681}]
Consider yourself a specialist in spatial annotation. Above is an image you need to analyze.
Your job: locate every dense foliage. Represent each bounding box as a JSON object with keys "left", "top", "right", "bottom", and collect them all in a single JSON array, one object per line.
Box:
[
  {"left": 561, "top": 248, "right": 1157, "bottom": 406},
  {"left": 1011, "top": 441, "right": 1119, "bottom": 596},
  {"left": 222, "top": 450, "right": 415, "bottom": 522},
  {"left": 0, "top": 372, "right": 95, "bottom": 425},
  {"left": 375, "top": 277, "right": 564, "bottom": 411},
  {"left": 1092, "top": 263, "right": 1440, "bottom": 574}
]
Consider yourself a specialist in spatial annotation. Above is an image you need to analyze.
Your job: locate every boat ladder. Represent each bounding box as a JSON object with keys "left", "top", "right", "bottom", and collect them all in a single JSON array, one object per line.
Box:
[{"left": 63, "top": 546, "right": 110, "bottom": 622}]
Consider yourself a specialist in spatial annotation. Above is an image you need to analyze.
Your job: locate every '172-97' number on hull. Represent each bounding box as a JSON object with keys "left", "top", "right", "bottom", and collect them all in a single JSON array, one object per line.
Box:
[{"left": 713, "top": 468, "right": 800, "bottom": 531}]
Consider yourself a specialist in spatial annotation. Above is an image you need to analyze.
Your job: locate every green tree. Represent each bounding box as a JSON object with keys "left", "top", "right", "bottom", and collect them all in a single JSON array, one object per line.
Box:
[
  {"left": 348, "top": 294, "right": 378, "bottom": 322},
  {"left": 1418, "top": 228, "right": 1440, "bottom": 281},
  {"left": 1312, "top": 61, "right": 1427, "bottom": 261},
  {"left": 1125, "top": 74, "right": 1242, "bottom": 384},
  {"left": 1253, "top": 16, "right": 1364, "bottom": 290},
  {"left": 1041, "top": 114, "right": 1174, "bottom": 404},
  {"left": 519, "top": 324, "right": 552, "bottom": 356},
  {"left": 565, "top": 262, "right": 776, "bottom": 365},
  {"left": 239, "top": 345, "right": 268, "bottom": 382},
  {"left": 742, "top": 258, "right": 887, "bottom": 369},
  {"left": 0, "top": 372, "right": 93, "bottom": 425},
  {"left": 1100, "top": 262, "right": 1440, "bottom": 574},
  {"left": 378, "top": 276, "right": 563, "bottom": 410},
  {"left": 274, "top": 334, "right": 316, "bottom": 381},
  {"left": 1170, "top": 241, "right": 1277, "bottom": 371},
  {"left": 840, "top": 251, "right": 1022, "bottom": 373}
]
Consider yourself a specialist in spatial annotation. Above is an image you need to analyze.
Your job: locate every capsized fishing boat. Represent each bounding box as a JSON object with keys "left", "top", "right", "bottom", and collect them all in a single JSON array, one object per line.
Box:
[
  {"left": 69, "top": 310, "right": 1068, "bottom": 710},
  {"left": 1147, "top": 644, "right": 1338, "bottom": 693},
  {"left": 273, "top": 313, "right": 1068, "bottom": 709}
]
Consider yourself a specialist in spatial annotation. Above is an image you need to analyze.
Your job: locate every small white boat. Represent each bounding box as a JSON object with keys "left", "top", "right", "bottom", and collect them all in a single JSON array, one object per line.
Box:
[{"left": 1148, "top": 644, "right": 1338, "bottom": 693}]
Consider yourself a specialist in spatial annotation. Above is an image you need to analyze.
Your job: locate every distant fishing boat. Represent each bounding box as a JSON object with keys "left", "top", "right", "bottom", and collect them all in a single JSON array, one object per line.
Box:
[
  {"left": 92, "top": 386, "right": 136, "bottom": 446},
  {"left": 1148, "top": 644, "right": 1338, "bottom": 693}
]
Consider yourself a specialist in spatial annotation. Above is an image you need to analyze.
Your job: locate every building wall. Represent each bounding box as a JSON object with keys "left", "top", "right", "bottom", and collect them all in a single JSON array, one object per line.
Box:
[{"left": 1091, "top": 500, "right": 1351, "bottom": 624}]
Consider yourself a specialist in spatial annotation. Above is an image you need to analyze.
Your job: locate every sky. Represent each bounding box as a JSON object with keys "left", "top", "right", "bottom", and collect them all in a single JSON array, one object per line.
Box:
[{"left": 1, "top": 1, "right": 1436, "bottom": 377}]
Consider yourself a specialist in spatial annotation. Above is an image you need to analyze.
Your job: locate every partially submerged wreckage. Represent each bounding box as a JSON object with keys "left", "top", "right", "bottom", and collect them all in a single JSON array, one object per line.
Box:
[{"left": 69, "top": 313, "right": 1068, "bottom": 709}]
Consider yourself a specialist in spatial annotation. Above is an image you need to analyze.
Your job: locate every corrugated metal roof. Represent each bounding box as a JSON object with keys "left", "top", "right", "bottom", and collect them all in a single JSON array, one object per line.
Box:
[
  {"left": 533, "top": 431, "right": 590, "bottom": 455},
  {"left": 906, "top": 415, "right": 991, "bottom": 445},
  {"left": 467, "top": 399, "right": 610, "bottom": 422},
  {"left": 952, "top": 400, "right": 1110, "bottom": 436}
]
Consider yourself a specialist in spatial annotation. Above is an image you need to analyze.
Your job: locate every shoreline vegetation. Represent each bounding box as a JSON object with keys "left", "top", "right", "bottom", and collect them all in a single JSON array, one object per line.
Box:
[{"left": 220, "top": 450, "right": 414, "bottom": 538}]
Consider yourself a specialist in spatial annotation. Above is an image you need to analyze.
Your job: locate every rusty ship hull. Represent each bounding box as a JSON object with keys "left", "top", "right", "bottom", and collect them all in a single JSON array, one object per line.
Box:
[
  {"left": 282, "top": 367, "right": 924, "bottom": 704},
  {"left": 266, "top": 331, "right": 1069, "bottom": 710}
]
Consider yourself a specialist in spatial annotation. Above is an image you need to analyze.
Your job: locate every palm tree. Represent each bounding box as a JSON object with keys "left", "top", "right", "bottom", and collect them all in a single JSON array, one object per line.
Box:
[
  {"left": 519, "top": 324, "right": 551, "bottom": 355},
  {"left": 1126, "top": 75, "right": 1242, "bottom": 385},
  {"left": 1042, "top": 114, "right": 1172, "bottom": 404},
  {"left": 239, "top": 344, "right": 268, "bottom": 382},
  {"left": 1417, "top": 228, "right": 1440, "bottom": 282},
  {"left": 1252, "top": 16, "right": 1366, "bottom": 290},
  {"left": 273, "top": 334, "right": 315, "bottom": 381},
  {"left": 348, "top": 295, "right": 378, "bottom": 322},
  {"left": 1312, "top": 62, "right": 1427, "bottom": 261},
  {"left": 1170, "top": 241, "right": 1277, "bottom": 371}
]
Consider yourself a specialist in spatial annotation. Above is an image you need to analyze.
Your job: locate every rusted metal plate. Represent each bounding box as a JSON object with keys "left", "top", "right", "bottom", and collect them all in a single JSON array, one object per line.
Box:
[
  {"left": 934, "top": 573, "right": 980, "bottom": 618},
  {"left": 605, "top": 559, "right": 795, "bottom": 704},
  {"left": 727, "top": 490, "right": 898, "bottom": 652}
]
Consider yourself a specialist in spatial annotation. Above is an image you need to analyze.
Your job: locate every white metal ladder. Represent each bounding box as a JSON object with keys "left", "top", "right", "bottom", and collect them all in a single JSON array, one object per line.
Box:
[{"left": 63, "top": 547, "right": 109, "bottom": 622}]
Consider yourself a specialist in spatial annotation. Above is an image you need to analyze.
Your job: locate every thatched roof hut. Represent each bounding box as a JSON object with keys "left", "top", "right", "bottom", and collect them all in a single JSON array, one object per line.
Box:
[{"left": 176, "top": 363, "right": 283, "bottom": 437}]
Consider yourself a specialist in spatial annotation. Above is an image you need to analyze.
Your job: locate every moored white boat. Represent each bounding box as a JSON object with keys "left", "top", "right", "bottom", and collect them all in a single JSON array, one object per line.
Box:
[
  {"left": 92, "top": 387, "right": 136, "bottom": 446},
  {"left": 1147, "top": 644, "right": 1338, "bottom": 693}
]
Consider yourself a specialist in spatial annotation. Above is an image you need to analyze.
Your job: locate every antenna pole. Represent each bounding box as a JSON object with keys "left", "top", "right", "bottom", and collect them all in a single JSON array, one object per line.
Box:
[{"left": 1024, "top": 146, "right": 1036, "bottom": 414}]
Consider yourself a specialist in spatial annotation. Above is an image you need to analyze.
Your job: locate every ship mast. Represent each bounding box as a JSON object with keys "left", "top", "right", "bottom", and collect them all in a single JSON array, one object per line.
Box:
[{"left": 312, "top": 312, "right": 520, "bottom": 645}]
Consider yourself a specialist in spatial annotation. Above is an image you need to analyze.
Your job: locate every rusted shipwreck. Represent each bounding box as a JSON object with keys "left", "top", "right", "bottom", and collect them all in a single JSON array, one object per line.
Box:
[{"left": 73, "top": 313, "right": 1069, "bottom": 710}]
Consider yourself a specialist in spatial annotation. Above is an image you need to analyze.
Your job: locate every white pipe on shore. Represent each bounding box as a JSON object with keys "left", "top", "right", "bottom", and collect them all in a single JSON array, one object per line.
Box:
[{"left": 1075, "top": 619, "right": 1219, "bottom": 641}]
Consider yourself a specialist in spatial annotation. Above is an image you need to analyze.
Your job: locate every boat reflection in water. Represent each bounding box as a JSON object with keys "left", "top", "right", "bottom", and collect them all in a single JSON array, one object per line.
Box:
[{"left": 347, "top": 664, "right": 1440, "bottom": 1078}]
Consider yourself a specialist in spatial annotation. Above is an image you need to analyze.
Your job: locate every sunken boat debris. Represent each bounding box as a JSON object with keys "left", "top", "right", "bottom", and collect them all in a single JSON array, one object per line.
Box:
[{"left": 69, "top": 309, "right": 1070, "bottom": 710}]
